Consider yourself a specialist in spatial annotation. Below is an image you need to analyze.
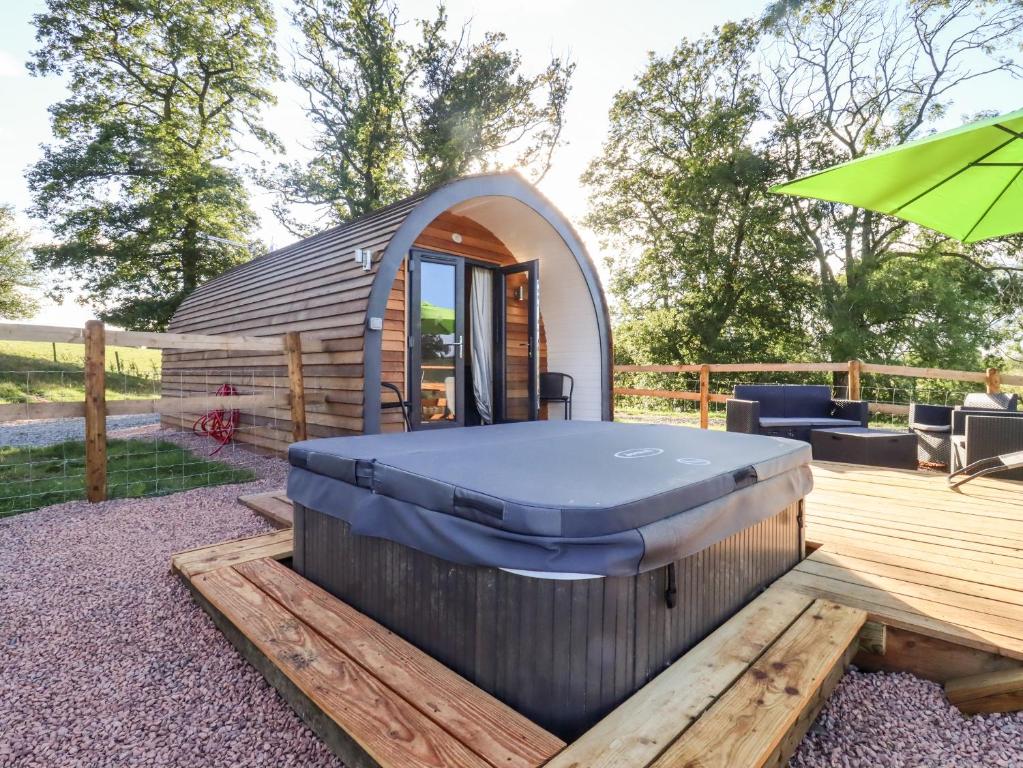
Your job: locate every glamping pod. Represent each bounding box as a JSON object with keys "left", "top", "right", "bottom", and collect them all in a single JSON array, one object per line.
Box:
[
  {"left": 169, "top": 172, "right": 810, "bottom": 742},
  {"left": 165, "top": 171, "right": 613, "bottom": 450}
]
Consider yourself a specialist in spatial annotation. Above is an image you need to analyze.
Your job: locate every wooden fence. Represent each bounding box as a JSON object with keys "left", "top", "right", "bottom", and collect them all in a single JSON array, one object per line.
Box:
[
  {"left": 0, "top": 321, "right": 311, "bottom": 502},
  {"left": 614, "top": 360, "right": 1023, "bottom": 429}
]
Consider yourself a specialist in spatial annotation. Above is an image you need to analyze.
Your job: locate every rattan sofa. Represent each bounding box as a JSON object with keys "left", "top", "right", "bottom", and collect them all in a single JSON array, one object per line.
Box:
[{"left": 725, "top": 384, "right": 869, "bottom": 444}]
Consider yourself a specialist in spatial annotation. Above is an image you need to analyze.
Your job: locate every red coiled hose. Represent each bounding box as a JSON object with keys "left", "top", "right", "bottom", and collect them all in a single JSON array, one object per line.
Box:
[{"left": 192, "top": 383, "right": 241, "bottom": 455}]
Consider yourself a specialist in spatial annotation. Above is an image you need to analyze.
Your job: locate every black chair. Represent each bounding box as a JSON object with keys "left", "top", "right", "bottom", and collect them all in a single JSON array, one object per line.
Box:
[
  {"left": 381, "top": 381, "right": 412, "bottom": 431},
  {"left": 909, "top": 402, "right": 953, "bottom": 466},
  {"left": 540, "top": 372, "right": 574, "bottom": 420}
]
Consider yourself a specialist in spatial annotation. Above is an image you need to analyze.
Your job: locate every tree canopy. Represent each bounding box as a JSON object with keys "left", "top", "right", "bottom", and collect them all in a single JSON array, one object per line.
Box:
[
  {"left": 585, "top": 22, "right": 816, "bottom": 365},
  {"left": 588, "top": 0, "right": 1023, "bottom": 368},
  {"left": 27, "top": 0, "right": 281, "bottom": 330},
  {"left": 268, "top": 0, "right": 573, "bottom": 233},
  {"left": 0, "top": 207, "right": 39, "bottom": 320}
]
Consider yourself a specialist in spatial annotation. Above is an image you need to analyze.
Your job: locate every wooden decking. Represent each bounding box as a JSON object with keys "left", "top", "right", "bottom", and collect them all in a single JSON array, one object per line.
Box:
[
  {"left": 781, "top": 462, "right": 1023, "bottom": 667},
  {"left": 173, "top": 533, "right": 565, "bottom": 768},
  {"left": 173, "top": 531, "right": 863, "bottom": 768},
  {"left": 192, "top": 459, "right": 1023, "bottom": 765},
  {"left": 546, "top": 587, "right": 865, "bottom": 768}
]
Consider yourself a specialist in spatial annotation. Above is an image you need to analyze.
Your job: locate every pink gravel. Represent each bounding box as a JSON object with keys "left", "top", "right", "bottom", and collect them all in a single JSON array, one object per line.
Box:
[
  {"left": 790, "top": 668, "right": 1023, "bottom": 767},
  {"left": 4, "top": 430, "right": 1023, "bottom": 767},
  {"left": 0, "top": 447, "right": 342, "bottom": 768}
]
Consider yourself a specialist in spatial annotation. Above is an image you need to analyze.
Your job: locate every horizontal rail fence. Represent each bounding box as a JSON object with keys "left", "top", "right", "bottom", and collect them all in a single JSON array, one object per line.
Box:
[
  {"left": 0, "top": 322, "right": 315, "bottom": 514},
  {"left": 614, "top": 360, "right": 1022, "bottom": 429}
]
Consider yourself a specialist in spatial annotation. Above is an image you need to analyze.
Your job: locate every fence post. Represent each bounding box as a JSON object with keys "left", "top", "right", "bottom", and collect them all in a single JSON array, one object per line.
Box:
[
  {"left": 847, "top": 359, "right": 862, "bottom": 400},
  {"left": 699, "top": 364, "right": 710, "bottom": 429},
  {"left": 83, "top": 320, "right": 107, "bottom": 502},
  {"left": 285, "top": 331, "right": 308, "bottom": 442},
  {"left": 986, "top": 367, "right": 1001, "bottom": 394}
]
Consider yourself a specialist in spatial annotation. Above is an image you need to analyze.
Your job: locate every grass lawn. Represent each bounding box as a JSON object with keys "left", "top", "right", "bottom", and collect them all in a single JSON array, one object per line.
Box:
[
  {"left": 0, "top": 438, "right": 254, "bottom": 517},
  {"left": 0, "top": 340, "right": 162, "bottom": 403}
]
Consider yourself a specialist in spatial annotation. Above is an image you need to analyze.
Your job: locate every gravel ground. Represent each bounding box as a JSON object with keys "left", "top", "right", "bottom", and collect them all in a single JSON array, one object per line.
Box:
[
  {"left": 790, "top": 668, "right": 1023, "bottom": 767},
  {"left": 0, "top": 447, "right": 342, "bottom": 768},
  {"left": 0, "top": 413, "right": 161, "bottom": 448},
  {"left": 3, "top": 427, "right": 1022, "bottom": 767}
]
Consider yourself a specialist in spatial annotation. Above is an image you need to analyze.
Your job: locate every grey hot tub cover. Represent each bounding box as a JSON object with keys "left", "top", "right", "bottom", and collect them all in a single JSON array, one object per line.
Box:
[{"left": 287, "top": 421, "right": 812, "bottom": 576}]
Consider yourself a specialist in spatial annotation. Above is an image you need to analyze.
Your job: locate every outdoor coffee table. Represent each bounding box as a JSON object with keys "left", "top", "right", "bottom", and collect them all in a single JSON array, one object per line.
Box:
[{"left": 810, "top": 426, "right": 917, "bottom": 470}]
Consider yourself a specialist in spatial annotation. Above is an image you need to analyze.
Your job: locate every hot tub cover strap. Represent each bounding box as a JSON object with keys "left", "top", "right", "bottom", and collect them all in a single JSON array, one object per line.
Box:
[{"left": 287, "top": 422, "right": 812, "bottom": 576}]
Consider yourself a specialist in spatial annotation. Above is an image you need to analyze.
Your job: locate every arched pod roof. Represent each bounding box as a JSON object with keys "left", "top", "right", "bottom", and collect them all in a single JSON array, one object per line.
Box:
[{"left": 170, "top": 171, "right": 612, "bottom": 433}]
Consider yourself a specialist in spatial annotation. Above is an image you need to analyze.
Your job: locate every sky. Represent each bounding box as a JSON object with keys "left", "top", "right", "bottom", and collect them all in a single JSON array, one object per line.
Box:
[
  {"left": 0, "top": 0, "right": 769, "bottom": 326},
  {"left": 0, "top": 0, "right": 1015, "bottom": 327}
]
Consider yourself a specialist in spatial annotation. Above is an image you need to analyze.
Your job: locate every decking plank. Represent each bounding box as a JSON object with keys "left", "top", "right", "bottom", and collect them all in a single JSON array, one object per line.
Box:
[
  {"left": 171, "top": 529, "right": 293, "bottom": 577},
  {"left": 777, "top": 571, "right": 1023, "bottom": 659},
  {"left": 805, "top": 522, "right": 1023, "bottom": 569},
  {"left": 811, "top": 461, "right": 1021, "bottom": 499},
  {"left": 239, "top": 491, "right": 295, "bottom": 528},
  {"left": 808, "top": 502, "right": 1023, "bottom": 549},
  {"left": 806, "top": 549, "right": 1023, "bottom": 604},
  {"left": 793, "top": 559, "right": 1023, "bottom": 628},
  {"left": 235, "top": 557, "right": 564, "bottom": 768},
  {"left": 648, "top": 600, "right": 865, "bottom": 768},
  {"left": 544, "top": 586, "right": 816, "bottom": 768},
  {"left": 193, "top": 565, "right": 492, "bottom": 768},
  {"left": 804, "top": 527, "right": 1023, "bottom": 579},
  {"left": 808, "top": 491, "right": 1023, "bottom": 538}
]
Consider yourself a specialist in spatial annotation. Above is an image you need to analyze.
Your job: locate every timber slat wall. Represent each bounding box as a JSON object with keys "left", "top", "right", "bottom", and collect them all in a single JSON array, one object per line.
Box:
[
  {"left": 165, "top": 195, "right": 425, "bottom": 452},
  {"left": 167, "top": 209, "right": 548, "bottom": 449}
]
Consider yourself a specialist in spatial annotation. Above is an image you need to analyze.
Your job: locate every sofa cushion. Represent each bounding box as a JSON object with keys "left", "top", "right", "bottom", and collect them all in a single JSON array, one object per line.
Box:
[
  {"left": 784, "top": 386, "right": 833, "bottom": 418},
  {"left": 910, "top": 422, "right": 951, "bottom": 433},
  {"left": 734, "top": 385, "right": 785, "bottom": 417},
  {"left": 759, "top": 417, "right": 862, "bottom": 429},
  {"left": 962, "top": 392, "right": 1018, "bottom": 411}
]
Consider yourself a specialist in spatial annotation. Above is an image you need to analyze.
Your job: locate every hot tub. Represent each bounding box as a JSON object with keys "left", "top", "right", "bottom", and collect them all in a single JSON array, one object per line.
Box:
[{"left": 288, "top": 421, "right": 811, "bottom": 739}]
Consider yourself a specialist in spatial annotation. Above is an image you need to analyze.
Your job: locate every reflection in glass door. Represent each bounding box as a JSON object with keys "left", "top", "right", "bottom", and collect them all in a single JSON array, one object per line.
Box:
[
  {"left": 497, "top": 261, "right": 538, "bottom": 422},
  {"left": 409, "top": 252, "right": 464, "bottom": 428}
]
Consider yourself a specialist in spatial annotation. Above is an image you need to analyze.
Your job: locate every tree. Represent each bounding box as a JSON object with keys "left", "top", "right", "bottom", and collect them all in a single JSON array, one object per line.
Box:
[
  {"left": 764, "top": 0, "right": 1023, "bottom": 365},
  {"left": 411, "top": 10, "right": 573, "bottom": 188},
  {"left": 584, "top": 22, "right": 816, "bottom": 365},
  {"left": 269, "top": 0, "right": 408, "bottom": 231},
  {"left": 27, "top": 0, "right": 281, "bottom": 330},
  {"left": 270, "top": 0, "right": 573, "bottom": 231},
  {"left": 0, "top": 207, "right": 39, "bottom": 320}
]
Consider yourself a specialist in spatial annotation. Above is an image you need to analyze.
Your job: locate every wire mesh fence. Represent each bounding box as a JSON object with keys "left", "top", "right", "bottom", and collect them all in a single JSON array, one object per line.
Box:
[
  {"left": 0, "top": 324, "right": 298, "bottom": 518},
  {"left": 0, "top": 363, "right": 289, "bottom": 517}
]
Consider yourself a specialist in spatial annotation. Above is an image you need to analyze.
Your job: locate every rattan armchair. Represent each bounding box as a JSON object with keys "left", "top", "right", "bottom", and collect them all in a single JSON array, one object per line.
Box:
[{"left": 951, "top": 412, "right": 1023, "bottom": 482}]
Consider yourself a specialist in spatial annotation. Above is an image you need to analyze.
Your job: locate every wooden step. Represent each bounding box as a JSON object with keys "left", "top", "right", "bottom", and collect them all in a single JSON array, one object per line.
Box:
[
  {"left": 182, "top": 557, "right": 564, "bottom": 768},
  {"left": 945, "top": 668, "right": 1023, "bottom": 714},
  {"left": 239, "top": 489, "right": 293, "bottom": 528},
  {"left": 170, "top": 529, "right": 293, "bottom": 577},
  {"left": 546, "top": 585, "right": 865, "bottom": 768}
]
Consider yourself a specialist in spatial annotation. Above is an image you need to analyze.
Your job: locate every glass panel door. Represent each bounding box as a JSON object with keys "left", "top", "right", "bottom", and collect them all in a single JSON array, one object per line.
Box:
[
  {"left": 496, "top": 261, "right": 538, "bottom": 422},
  {"left": 409, "top": 251, "right": 465, "bottom": 428}
]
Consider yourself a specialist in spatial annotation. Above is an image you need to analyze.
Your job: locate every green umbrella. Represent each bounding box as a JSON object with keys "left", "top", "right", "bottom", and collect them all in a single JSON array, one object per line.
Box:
[
  {"left": 420, "top": 301, "right": 454, "bottom": 335},
  {"left": 771, "top": 108, "right": 1023, "bottom": 243}
]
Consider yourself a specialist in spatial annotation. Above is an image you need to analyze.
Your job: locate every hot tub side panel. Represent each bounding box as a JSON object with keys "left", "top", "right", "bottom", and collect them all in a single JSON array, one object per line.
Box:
[{"left": 292, "top": 500, "right": 802, "bottom": 740}]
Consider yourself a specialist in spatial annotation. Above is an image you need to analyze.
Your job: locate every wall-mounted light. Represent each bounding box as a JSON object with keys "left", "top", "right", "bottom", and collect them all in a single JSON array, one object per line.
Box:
[
  {"left": 353, "top": 248, "right": 373, "bottom": 271},
  {"left": 451, "top": 232, "right": 463, "bottom": 244},
  {"left": 514, "top": 285, "right": 526, "bottom": 301}
]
